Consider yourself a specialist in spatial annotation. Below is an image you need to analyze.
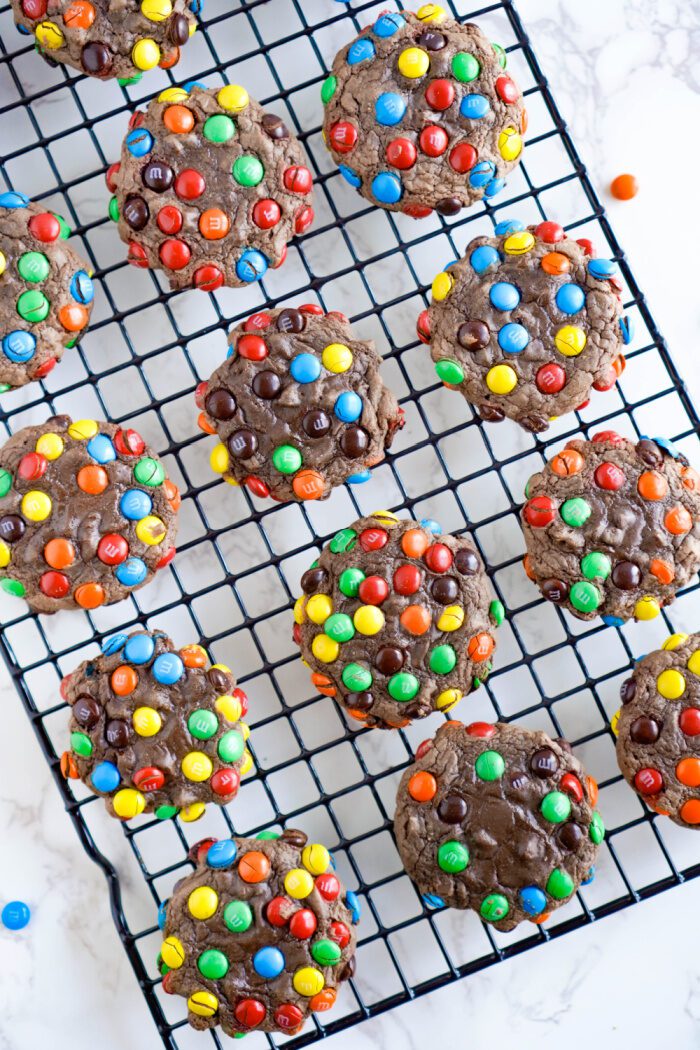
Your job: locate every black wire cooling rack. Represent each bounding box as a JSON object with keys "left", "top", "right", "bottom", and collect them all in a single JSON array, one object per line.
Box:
[{"left": 2, "top": 0, "right": 700, "bottom": 1047}]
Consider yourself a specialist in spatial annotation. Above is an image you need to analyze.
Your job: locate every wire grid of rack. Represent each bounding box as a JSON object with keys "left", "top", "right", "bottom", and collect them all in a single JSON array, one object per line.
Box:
[{"left": 1, "top": 0, "right": 700, "bottom": 1046}]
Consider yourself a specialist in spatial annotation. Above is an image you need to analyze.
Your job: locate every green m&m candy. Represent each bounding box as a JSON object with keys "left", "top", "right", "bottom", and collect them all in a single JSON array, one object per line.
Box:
[
  {"left": 338, "top": 567, "right": 365, "bottom": 596},
  {"left": 451, "top": 52, "right": 481, "bottom": 82},
  {"left": 489, "top": 599, "right": 505, "bottom": 626},
  {"left": 155, "top": 805, "right": 178, "bottom": 820},
  {"left": 311, "top": 939, "right": 342, "bottom": 966},
  {"left": 321, "top": 75, "right": 337, "bottom": 103},
  {"left": 17, "top": 289, "right": 49, "bottom": 323},
  {"left": 134, "top": 457, "right": 165, "bottom": 486},
  {"left": 0, "top": 578, "right": 25, "bottom": 597},
  {"left": 54, "top": 213, "right": 71, "bottom": 240},
  {"left": 580, "top": 551, "right": 611, "bottom": 580},
  {"left": 560, "top": 497, "right": 591, "bottom": 527},
  {"left": 480, "top": 893, "right": 509, "bottom": 922},
  {"left": 546, "top": 868, "right": 575, "bottom": 900},
  {"left": 475, "top": 749, "right": 505, "bottom": 781},
  {"left": 224, "top": 900, "right": 254, "bottom": 932},
  {"left": 429, "top": 644, "right": 456, "bottom": 674},
  {"left": 218, "top": 730, "right": 244, "bottom": 763},
  {"left": 540, "top": 790, "right": 571, "bottom": 823},
  {"left": 71, "top": 730, "right": 93, "bottom": 757},
  {"left": 109, "top": 196, "right": 120, "bottom": 222},
  {"left": 492, "top": 42, "right": 507, "bottom": 68},
  {"left": 342, "top": 663, "right": 372, "bottom": 692},
  {"left": 437, "top": 840, "right": 469, "bottom": 873},
  {"left": 256, "top": 830, "right": 280, "bottom": 840},
  {"left": 18, "top": 251, "right": 50, "bottom": 283},
  {"left": 435, "top": 359, "right": 465, "bottom": 385},
  {"left": 188, "top": 709, "right": 218, "bottom": 740},
  {"left": 569, "top": 580, "right": 601, "bottom": 613},
  {"left": 324, "top": 613, "right": 355, "bottom": 643},
  {"left": 203, "top": 114, "right": 235, "bottom": 143},
  {"left": 388, "top": 672, "right": 419, "bottom": 701},
  {"left": 0, "top": 469, "right": 12, "bottom": 498},
  {"left": 589, "top": 811, "right": 605, "bottom": 844},
  {"left": 232, "top": 155, "right": 264, "bottom": 187},
  {"left": 118, "top": 72, "right": 143, "bottom": 87},
  {"left": 198, "top": 948, "right": 229, "bottom": 979},
  {"left": 330, "top": 528, "right": 357, "bottom": 554},
  {"left": 272, "top": 445, "right": 302, "bottom": 474}
]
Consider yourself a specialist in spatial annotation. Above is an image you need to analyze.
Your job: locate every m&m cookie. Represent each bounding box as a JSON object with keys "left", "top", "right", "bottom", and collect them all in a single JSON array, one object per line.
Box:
[
  {"left": 421, "top": 222, "right": 629, "bottom": 431},
  {"left": 10, "top": 0, "right": 198, "bottom": 83},
  {"left": 0, "top": 192, "right": 94, "bottom": 391},
  {"left": 61, "top": 630, "right": 251, "bottom": 822},
  {"left": 321, "top": 7, "right": 525, "bottom": 216},
  {"left": 395, "top": 721, "right": 603, "bottom": 929},
  {"left": 614, "top": 631, "right": 700, "bottom": 828},
  {"left": 0, "top": 415, "right": 179, "bottom": 613},
  {"left": 522, "top": 434, "right": 700, "bottom": 624},
  {"left": 294, "top": 512, "right": 503, "bottom": 728},
  {"left": 197, "top": 306, "right": 404, "bottom": 502},
  {"left": 159, "top": 829, "right": 359, "bottom": 1037},
  {"left": 109, "top": 85, "right": 313, "bottom": 291}
]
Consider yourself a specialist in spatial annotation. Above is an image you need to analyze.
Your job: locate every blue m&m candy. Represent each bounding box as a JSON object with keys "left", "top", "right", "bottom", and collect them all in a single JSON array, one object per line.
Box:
[
  {"left": 582, "top": 866, "right": 595, "bottom": 886},
  {"left": 102, "top": 633, "right": 127, "bottom": 655},
  {"left": 469, "top": 160, "right": 496, "bottom": 188},
  {"left": 587, "top": 258, "right": 619, "bottom": 279},
  {"left": 115, "top": 557, "right": 148, "bottom": 587},
  {"left": 70, "top": 271, "right": 94, "bottom": 304},
  {"left": 253, "top": 946, "right": 285, "bottom": 978},
  {"left": 338, "top": 164, "right": 362, "bottom": 188},
  {"left": 489, "top": 281, "right": 520, "bottom": 311},
  {"left": 601, "top": 614, "right": 625, "bottom": 627},
  {"left": 498, "top": 322, "right": 529, "bottom": 353},
  {"left": 0, "top": 191, "right": 30, "bottom": 209},
  {"left": 494, "top": 218, "right": 524, "bottom": 235},
  {"left": 157, "top": 900, "right": 169, "bottom": 930},
  {"left": 422, "top": 893, "right": 444, "bottom": 909},
  {"left": 124, "top": 632, "right": 156, "bottom": 664},
  {"left": 519, "top": 886, "right": 547, "bottom": 916},
  {"left": 126, "top": 129, "right": 154, "bottom": 157},
  {"left": 152, "top": 652, "right": 184, "bottom": 684},
  {"left": 348, "top": 38, "right": 376, "bottom": 64},
  {"left": 373, "top": 12, "right": 405, "bottom": 36},
  {"left": 183, "top": 79, "right": 206, "bottom": 92},
  {"left": 347, "top": 469, "right": 371, "bottom": 485},
  {"left": 334, "top": 391, "right": 362, "bottom": 422},
  {"left": 484, "top": 177, "right": 505, "bottom": 198},
  {"left": 647, "top": 435, "right": 680, "bottom": 458},
  {"left": 206, "top": 840, "right": 238, "bottom": 868},
  {"left": 375, "top": 92, "right": 406, "bottom": 126},
  {"left": 470, "top": 245, "right": 500, "bottom": 274},
  {"left": 236, "top": 249, "right": 268, "bottom": 283},
  {"left": 555, "top": 283, "right": 585, "bottom": 315},
  {"left": 345, "top": 890, "right": 361, "bottom": 924},
  {"left": 120, "top": 488, "right": 152, "bottom": 520},
  {"left": 372, "top": 172, "right": 402, "bottom": 204},
  {"left": 460, "top": 94, "right": 490, "bottom": 120},
  {"left": 1, "top": 901, "right": 30, "bottom": 930},
  {"left": 91, "top": 761, "right": 121, "bottom": 793},
  {"left": 619, "top": 315, "right": 634, "bottom": 344},
  {"left": 87, "top": 434, "right": 116, "bottom": 464},
  {"left": 2, "top": 331, "right": 36, "bottom": 362},
  {"left": 290, "top": 353, "right": 321, "bottom": 383},
  {"left": 420, "top": 518, "right": 442, "bottom": 535}
]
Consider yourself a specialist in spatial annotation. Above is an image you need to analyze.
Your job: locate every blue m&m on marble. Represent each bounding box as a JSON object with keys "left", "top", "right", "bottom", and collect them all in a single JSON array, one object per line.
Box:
[{"left": 1, "top": 901, "right": 31, "bottom": 930}]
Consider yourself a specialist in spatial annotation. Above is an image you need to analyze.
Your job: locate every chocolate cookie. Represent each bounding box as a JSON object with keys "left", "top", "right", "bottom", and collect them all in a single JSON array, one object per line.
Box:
[
  {"left": 158, "top": 829, "right": 359, "bottom": 1037},
  {"left": 108, "top": 85, "right": 314, "bottom": 291},
  {"left": 321, "top": 7, "right": 525, "bottom": 216},
  {"left": 0, "top": 415, "right": 179, "bottom": 613},
  {"left": 60, "top": 630, "right": 252, "bottom": 821},
  {"left": 11, "top": 0, "right": 198, "bottom": 84},
  {"left": 394, "top": 720, "right": 603, "bottom": 929},
  {"left": 614, "top": 631, "right": 700, "bottom": 828},
  {"left": 293, "top": 512, "right": 503, "bottom": 728},
  {"left": 420, "top": 221, "right": 628, "bottom": 431},
  {"left": 522, "top": 433, "right": 700, "bottom": 625},
  {"left": 196, "top": 305, "right": 404, "bottom": 502},
  {"left": 0, "top": 191, "right": 94, "bottom": 390}
]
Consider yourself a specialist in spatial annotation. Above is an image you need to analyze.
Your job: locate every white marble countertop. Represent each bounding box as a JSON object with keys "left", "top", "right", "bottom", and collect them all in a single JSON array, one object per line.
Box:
[{"left": 2, "top": 0, "right": 700, "bottom": 1047}]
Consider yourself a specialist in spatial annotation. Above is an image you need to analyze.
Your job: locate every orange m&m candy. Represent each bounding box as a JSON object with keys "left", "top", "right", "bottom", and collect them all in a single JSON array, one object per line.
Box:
[
  {"left": 74, "top": 581, "right": 106, "bottom": 609},
  {"left": 63, "top": 0, "right": 95, "bottom": 28},
  {"left": 310, "top": 988, "right": 337, "bottom": 1012},
  {"left": 680, "top": 799, "right": 700, "bottom": 824},
  {"left": 586, "top": 776, "right": 599, "bottom": 806},
  {"left": 180, "top": 644, "right": 207, "bottom": 668},
  {"left": 159, "top": 47, "right": 180, "bottom": 70},
  {"left": 681, "top": 466, "right": 700, "bottom": 492},
  {"left": 164, "top": 478, "right": 181, "bottom": 511},
  {"left": 665, "top": 505, "right": 692, "bottom": 535},
  {"left": 401, "top": 528, "right": 429, "bottom": 558},
  {"left": 111, "top": 664, "right": 138, "bottom": 695},
  {"left": 199, "top": 208, "right": 230, "bottom": 240},
  {"left": 44, "top": 537, "right": 75, "bottom": 569},
  {"left": 163, "top": 104, "right": 195, "bottom": 134},
  {"left": 408, "top": 771, "right": 437, "bottom": 802},
  {"left": 610, "top": 173, "right": 638, "bottom": 200},
  {"left": 400, "top": 604, "right": 431, "bottom": 635},
  {"left": 77, "top": 465, "right": 109, "bottom": 494},
  {"left": 550, "top": 449, "right": 584, "bottom": 477},
  {"left": 541, "top": 252, "right": 570, "bottom": 276},
  {"left": 467, "top": 632, "right": 494, "bottom": 661},
  {"left": 60, "top": 751, "right": 80, "bottom": 779},
  {"left": 238, "top": 851, "right": 270, "bottom": 883},
  {"left": 676, "top": 758, "right": 700, "bottom": 787},
  {"left": 59, "top": 304, "right": 89, "bottom": 331},
  {"left": 292, "top": 470, "right": 325, "bottom": 500},
  {"left": 523, "top": 553, "right": 535, "bottom": 580},
  {"left": 650, "top": 558, "right": 674, "bottom": 585},
  {"left": 637, "top": 471, "right": 667, "bottom": 500}
]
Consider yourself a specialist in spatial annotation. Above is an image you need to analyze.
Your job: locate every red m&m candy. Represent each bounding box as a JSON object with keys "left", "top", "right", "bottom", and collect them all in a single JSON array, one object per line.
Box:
[
  {"left": 386, "top": 137, "right": 417, "bottom": 169},
  {"left": 133, "top": 766, "right": 165, "bottom": 791},
  {"left": 267, "top": 896, "right": 295, "bottom": 927},
  {"left": 359, "top": 527, "right": 388, "bottom": 552},
  {"left": 535, "top": 221, "right": 564, "bottom": 243},
  {"left": 358, "top": 575, "right": 389, "bottom": 605},
  {"left": 329, "top": 121, "right": 358, "bottom": 153},
  {"left": 295, "top": 206, "right": 314, "bottom": 234},
  {"left": 97, "top": 534, "right": 128, "bottom": 565},
  {"left": 425, "top": 79, "right": 454, "bottom": 110},
  {"left": 156, "top": 205, "right": 183, "bottom": 234},
  {"left": 424, "top": 543, "right": 453, "bottom": 573},
  {"left": 252, "top": 199, "right": 281, "bottom": 229},
  {"left": 393, "top": 563, "right": 422, "bottom": 595},
  {"left": 419, "top": 125, "right": 448, "bottom": 157},
  {"left": 634, "top": 767, "right": 663, "bottom": 794},
  {"left": 315, "top": 872, "right": 340, "bottom": 901},
  {"left": 680, "top": 708, "right": 700, "bottom": 736},
  {"left": 274, "top": 1004, "right": 304, "bottom": 1031},
  {"left": 18, "top": 453, "right": 47, "bottom": 480},
  {"left": 245, "top": 312, "right": 273, "bottom": 331},
  {"left": 283, "top": 165, "right": 312, "bottom": 194},
  {"left": 289, "top": 908, "right": 317, "bottom": 939},
  {"left": 237, "top": 335, "right": 268, "bottom": 361},
  {"left": 523, "top": 496, "right": 556, "bottom": 527},
  {"left": 114, "top": 429, "right": 145, "bottom": 456},
  {"left": 234, "top": 999, "right": 266, "bottom": 1027},
  {"left": 448, "top": 143, "right": 477, "bottom": 173},
  {"left": 210, "top": 767, "right": 240, "bottom": 796},
  {"left": 465, "top": 722, "right": 496, "bottom": 738},
  {"left": 173, "top": 168, "right": 206, "bottom": 200},
  {"left": 159, "top": 238, "right": 191, "bottom": 270},
  {"left": 536, "top": 362, "right": 566, "bottom": 394},
  {"left": 194, "top": 265, "right": 224, "bottom": 292},
  {"left": 39, "top": 571, "right": 70, "bottom": 598},
  {"left": 594, "top": 462, "right": 625, "bottom": 490},
  {"left": 28, "top": 212, "right": 61, "bottom": 243}
]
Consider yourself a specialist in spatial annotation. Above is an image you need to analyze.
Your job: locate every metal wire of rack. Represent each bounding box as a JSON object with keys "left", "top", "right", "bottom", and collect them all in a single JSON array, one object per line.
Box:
[{"left": 1, "top": 0, "right": 700, "bottom": 1047}]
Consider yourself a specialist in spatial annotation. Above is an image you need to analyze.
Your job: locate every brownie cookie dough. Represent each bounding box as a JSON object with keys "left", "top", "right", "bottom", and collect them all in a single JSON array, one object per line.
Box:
[
  {"left": 0, "top": 415, "right": 179, "bottom": 613},
  {"left": 11, "top": 0, "right": 198, "bottom": 83},
  {"left": 395, "top": 720, "right": 603, "bottom": 929},
  {"left": 321, "top": 6, "right": 525, "bottom": 216},
  {"left": 294, "top": 512, "right": 503, "bottom": 728},
  {"left": 420, "top": 221, "right": 629, "bottom": 432},
  {"left": 158, "top": 829, "right": 359, "bottom": 1037},
  {"left": 196, "top": 305, "right": 404, "bottom": 502},
  {"left": 61, "top": 630, "right": 252, "bottom": 821},
  {"left": 522, "top": 432, "right": 700, "bottom": 625},
  {"left": 108, "top": 85, "right": 314, "bottom": 291},
  {"left": 0, "top": 191, "right": 94, "bottom": 390},
  {"left": 614, "top": 631, "right": 700, "bottom": 828}
]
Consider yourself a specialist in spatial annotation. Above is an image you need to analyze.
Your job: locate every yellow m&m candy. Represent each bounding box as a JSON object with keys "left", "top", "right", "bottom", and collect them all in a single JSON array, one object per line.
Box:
[
  {"left": 284, "top": 868, "right": 314, "bottom": 899},
  {"left": 397, "top": 47, "right": 430, "bottom": 78},
  {"left": 431, "top": 271, "right": 454, "bottom": 301},
  {"left": 215, "top": 694, "right": 242, "bottom": 722},
  {"left": 68, "top": 419, "right": 98, "bottom": 440},
  {"left": 0, "top": 541, "right": 10, "bottom": 569},
  {"left": 322, "top": 343, "right": 353, "bottom": 373},
  {"left": 688, "top": 650, "right": 700, "bottom": 676},
  {"left": 634, "top": 595, "right": 660, "bottom": 621},
  {"left": 188, "top": 991, "right": 218, "bottom": 1017},
  {"left": 158, "top": 86, "right": 189, "bottom": 103},
  {"left": 416, "top": 3, "right": 447, "bottom": 21},
  {"left": 179, "top": 801, "right": 206, "bottom": 822},
  {"left": 353, "top": 605, "right": 384, "bottom": 635},
  {"left": 436, "top": 688, "right": 461, "bottom": 711},
  {"left": 499, "top": 127, "right": 523, "bottom": 162},
  {"left": 112, "top": 788, "right": 146, "bottom": 819},
  {"left": 610, "top": 709, "right": 620, "bottom": 737},
  {"left": 188, "top": 885, "right": 218, "bottom": 919},
  {"left": 36, "top": 20, "right": 64, "bottom": 49},
  {"left": 161, "top": 936, "right": 185, "bottom": 968},
  {"left": 312, "top": 633, "right": 339, "bottom": 663},
  {"left": 36, "top": 432, "right": 64, "bottom": 459},
  {"left": 181, "top": 751, "right": 214, "bottom": 781},
  {"left": 136, "top": 515, "right": 167, "bottom": 545},
  {"left": 306, "top": 594, "right": 333, "bottom": 624},
  {"left": 486, "top": 364, "right": 517, "bottom": 395},
  {"left": 555, "top": 326, "right": 587, "bottom": 357},
  {"left": 372, "top": 510, "right": 399, "bottom": 524},
  {"left": 132, "top": 38, "right": 161, "bottom": 70},
  {"left": 0, "top": 252, "right": 5, "bottom": 277},
  {"left": 656, "top": 669, "right": 686, "bottom": 700},
  {"left": 217, "top": 85, "right": 249, "bottom": 112},
  {"left": 503, "top": 229, "right": 533, "bottom": 255},
  {"left": 132, "top": 706, "right": 162, "bottom": 736},
  {"left": 437, "top": 605, "right": 464, "bottom": 632},
  {"left": 662, "top": 633, "right": 688, "bottom": 650},
  {"left": 210, "top": 443, "right": 229, "bottom": 474},
  {"left": 302, "top": 843, "right": 331, "bottom": 875},
  {"left": 293, "top": 967, "right": 325, "bottom": 997},
  {"left": 21, "top": 490, "right": 52, "bottom": 521},
  {"left": 141, "top": 0, "right": 172, "bottom": 21},
  {"left": 294, "top": 596, "right": 307, "bottom": 624},
  {"left": 240, "top": 749, "right": 254, "bottom": 775}
]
